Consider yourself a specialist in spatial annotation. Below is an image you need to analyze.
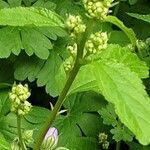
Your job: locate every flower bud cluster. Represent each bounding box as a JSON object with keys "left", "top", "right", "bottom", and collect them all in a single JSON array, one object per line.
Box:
[
  {"left": 85, "top": 31, "right": 108, "bottom": 55},
  {"left": 63, "top": 58, "right": 73, "bottom": 72},
  {"left": 99, "top": 133, "right": 109, "bottom": 149},
  {"left": 66, "top": 14, "right": 86, "bottom": 37},
  {"left": 9, "top": 83, "right": 32, "bottom": 116},
  {"left": 82, "top": 0, "right": 114, "bottom": 20},
  {"left": 67, "top": 43, "right": 77, "bottom": 57}
]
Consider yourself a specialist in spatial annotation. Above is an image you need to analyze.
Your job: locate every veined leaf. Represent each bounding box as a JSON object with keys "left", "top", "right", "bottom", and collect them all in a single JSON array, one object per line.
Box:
[
  {"left": 0, "top": 26, "right": 66, "bottom": 59},
  {"left": 69, "top": 61, "right": 150, "bottom": 145},
  {"left": 0, "top": 6, "right": 64, "bottom": 27},
  {"left": 54, "top": 92, "right": 105, "bottom": 149},
  {"left": 105, "top": 16, "right": 137, "bottom": 46},
  {"left": 100, "top": 44, "right": 149, "bottom": 79},
  {"left": 14, "top": 50, "right": 64, "bottom": 97},
  {"left": 127, "top": 13, "right": 150, "bottom": 24}
]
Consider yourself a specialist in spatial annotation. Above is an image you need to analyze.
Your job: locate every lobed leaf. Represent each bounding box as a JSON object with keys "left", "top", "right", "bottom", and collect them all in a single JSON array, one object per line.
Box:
[
  {"left": 0, "top": 26, "right": 66, "bottom": 59},
  {"left": 14, "top": 50, "right": 64, "bottom": 97},
  {"left": 0, "top": 6, "right": 64, "bottom": 27}
]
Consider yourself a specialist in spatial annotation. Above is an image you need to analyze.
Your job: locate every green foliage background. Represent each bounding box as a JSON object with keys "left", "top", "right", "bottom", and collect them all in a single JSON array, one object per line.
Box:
[{"left": 0, "top": 0, "right": 150, "bottom": 149}]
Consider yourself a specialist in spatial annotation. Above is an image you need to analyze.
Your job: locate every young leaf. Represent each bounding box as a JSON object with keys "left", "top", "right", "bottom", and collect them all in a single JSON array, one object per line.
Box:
[
  {"left": 0, "top": 6, "right": 64, "bottom": 27},
  {"left": 99, "top": 103, "right": 134, "bottom": 142},
  {"left": 105, "top": 16, "right": 137, "bottom": 46},
  {"left": 100, "top": 44, "right": 149, "bottom": 79},
  {"left": 110, "top": 126, "right": 133, "bottom": 142}
]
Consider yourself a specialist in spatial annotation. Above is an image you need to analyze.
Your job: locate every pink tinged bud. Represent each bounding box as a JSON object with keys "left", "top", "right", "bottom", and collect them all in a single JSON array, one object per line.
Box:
[
  {"left": 42, "top": 127, "right": 59, "bottom": 149},
  {"left": 45, "top": 127, "right": 58, "bottom": 141}
]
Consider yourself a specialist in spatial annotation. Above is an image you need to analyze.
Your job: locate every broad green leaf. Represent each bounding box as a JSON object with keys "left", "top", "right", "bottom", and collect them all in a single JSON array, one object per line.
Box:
[
  {"left": 0, "top": 133, "right": 11, "bottom": 150},
  {"left": 93, "top": 61, "right": 150, "bottom": 145},
  {"left": 100, "top": 44, "right": 149, "bottom": 78},
  {"left": 69, "top": 61, "right": 150, "bottom": 145},
  {"left": 54, "top": 92, "right": 106, "bottom": 149},
  {"left": 105, "top": 16, "right": 137, "bottom": 46},
  {"left": 0, "top": 7, "right": 64, "bottom": 27},
  {"left": 14, "top": 50, "right": 64, "bottom": 97}
]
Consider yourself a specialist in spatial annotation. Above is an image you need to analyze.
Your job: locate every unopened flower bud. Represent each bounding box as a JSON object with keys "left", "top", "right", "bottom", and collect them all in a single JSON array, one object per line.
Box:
[
  {"left": 82, "top": 0, "right": 114, "bottom": 20},
  {"left": 66, "top": 14, "right": 86, "bottom": 37},
  {"left": 41, "top": 127, "right": 58, "bottom": 150},
  {"left": 99, "top": 133, "right": 108, "bottom": 143},
  {"left": 9, "top": 83, "right": 32, "bottom": 116},
  {"left": 102, "top": 141, "right": 109, "bottom": 149}
]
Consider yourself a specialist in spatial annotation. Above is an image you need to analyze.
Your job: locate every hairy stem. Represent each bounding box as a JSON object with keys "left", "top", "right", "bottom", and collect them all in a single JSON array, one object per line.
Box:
[
  {"left": 33, "top": 20, "right": 94, "bottom": 150},
  {"left": 116, "top": 141, "right": 121, "bottom": 150},
  {"left": 17, "top": 115, "right": 26, "bottom": 150}
]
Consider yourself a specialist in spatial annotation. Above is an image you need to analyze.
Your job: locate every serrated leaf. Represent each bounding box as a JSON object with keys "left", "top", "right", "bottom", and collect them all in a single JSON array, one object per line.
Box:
[
  {"left": 98, "top": 103, "right": 117, "bottom": 127},
  {"left": 21, "top": 27, "right": 52, "bottom": 59},
  {"left": 14, "top": 50, "right": 64, "bottom": 97},
  {"left": 0, "top": 26, "right": 65, "bottom": 59},
  {"left": 100, "top": 44, "right": 149, "bottom": 78},
  {"left": 68, "top": 60, "right": 150, "bottom": 145},
  {"left": 127, "top": 13, "right": 150, "bottom": 24},
  {"left": 0, "top": 27, "right": 22, "bottom": 58},
  {"left": 105, "top": 16, "right": 137, "bottom": 46},
  {"left": 93, "top": 61, "right": 150, "bottom": 145},
  {"left": 110, "top": 126, "right": 133, "bottom": 142},
  {"left": 0, "top": 6, "right": 64, "bottom": 27}
]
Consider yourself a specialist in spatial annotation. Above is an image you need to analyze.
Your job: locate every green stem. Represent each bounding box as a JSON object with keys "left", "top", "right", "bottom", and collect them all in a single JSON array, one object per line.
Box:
[
  {"left": 17, "top": 115, "right": 26, "bottom": 150},
  {"left": 33, "top": 20, "right": 95, "bottom": 150},
  {"left": 113, "top": 0, "right": 121, "bottom": 16},
  {"left": 116, "top": 141, "right": 121, "bottom": 150}
]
